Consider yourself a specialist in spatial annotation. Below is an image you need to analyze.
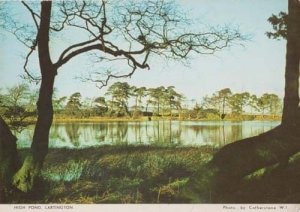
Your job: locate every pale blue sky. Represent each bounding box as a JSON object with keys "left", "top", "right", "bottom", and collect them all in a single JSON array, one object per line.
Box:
[{"left": 0, "top": 0, "right": 287, "bottom": 103}]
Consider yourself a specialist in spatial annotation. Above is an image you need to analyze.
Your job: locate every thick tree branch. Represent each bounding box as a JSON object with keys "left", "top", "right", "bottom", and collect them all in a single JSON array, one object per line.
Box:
[
  {"left": 57, "top": 37, "right": 99, "bottom": 64},
  {"left": 55, "top": 42, "right": 150, "bottom": 70}
]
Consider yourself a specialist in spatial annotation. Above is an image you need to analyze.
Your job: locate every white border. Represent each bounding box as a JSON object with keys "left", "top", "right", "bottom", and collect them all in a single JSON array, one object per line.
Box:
[{"left": 1, "top": 204, "right": 300, "bottom": 212}]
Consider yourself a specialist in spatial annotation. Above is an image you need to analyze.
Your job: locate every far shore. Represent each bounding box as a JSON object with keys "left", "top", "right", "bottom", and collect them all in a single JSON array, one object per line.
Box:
[
  {"left": 15, "top": 114, "right": 282, "bottom": 125},
  {"left": 49, "top": 115, "right": 281, "bottom": 123}
]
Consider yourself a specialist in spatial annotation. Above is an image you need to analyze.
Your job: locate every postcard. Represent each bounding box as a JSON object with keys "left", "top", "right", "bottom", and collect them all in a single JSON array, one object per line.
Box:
[{"left": 0, "top": 0, "right": 299, "bottom": 211}]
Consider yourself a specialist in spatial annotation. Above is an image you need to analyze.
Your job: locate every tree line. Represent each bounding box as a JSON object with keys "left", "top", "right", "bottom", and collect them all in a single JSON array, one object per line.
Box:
[
  {"left": 0, "top": 82, "right": 282, "bottom": 126},
  {"left": 200, "top": 88, "right": 282, "bottom": 119},
  {"left": 55, "top": 83, "right": 184, "bottom": 118}
]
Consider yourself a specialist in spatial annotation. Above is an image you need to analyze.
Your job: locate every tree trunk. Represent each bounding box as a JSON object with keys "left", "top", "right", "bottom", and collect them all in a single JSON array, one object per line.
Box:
[
  {"left": 135, "top": 97, "right": 138, "bottom": 115},
  {"left": 282, "top": 0, "right": 300, "bottom": 127},
  {"left": 184, "top": 124, "right": 300, "bottom": 203},
  {"left": 123, "top": 101, "right": 130, "bottom": 116},
  {"left": 12, "top": 72, "right": 56, "bottom": 192},
  {"left": 0, "top": 116, "right": 19, "bottom": 202},
  {"left": 209, "top": 126, "right": 300, "bottom": 200},
  {"left": 12, "top": 1, "right": 56, "bottom": 192}
]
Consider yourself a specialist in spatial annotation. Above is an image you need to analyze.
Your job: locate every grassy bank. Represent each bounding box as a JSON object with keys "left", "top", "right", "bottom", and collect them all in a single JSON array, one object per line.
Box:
[
  {"left": 12, "top": 146, "right": 216, "bottom": 203},
  {"left": 16, "top": 114, "right": 281, "bottom": 126},
  {"left": 53, "top": 116, "right": 148, "bottom": 123},
  {"left": 6, "top": 145, "right": 300, "bottom": 203},
  {"left": 51, "top": 115, "right": 281, "bottom": 123}
]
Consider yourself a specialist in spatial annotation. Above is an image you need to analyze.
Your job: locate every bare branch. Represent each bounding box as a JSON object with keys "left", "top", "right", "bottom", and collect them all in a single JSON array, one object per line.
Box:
[
  {"left": 81, "top": 66, "right": 138, "bottom": 89},
  {"left": 56, "top": 0, "right": 244, "bottom": 87},
  {"left": 21, "top": 1, "right": 40, "bottom": 30},
  {"left": 21, "top": 48, "right": 41, "bottom": 83},
  {"left": 10, "top": 0, "right": 244, "bottom": 88}
]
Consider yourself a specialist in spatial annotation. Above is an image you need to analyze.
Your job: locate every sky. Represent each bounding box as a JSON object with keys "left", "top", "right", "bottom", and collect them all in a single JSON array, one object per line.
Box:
[{"left": 0, "top": 0, "right": 287, "bottom": 104}]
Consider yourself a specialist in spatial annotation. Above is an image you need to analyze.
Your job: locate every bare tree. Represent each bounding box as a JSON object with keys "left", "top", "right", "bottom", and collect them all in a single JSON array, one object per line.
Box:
[{"left": 1, "top": 0, "right": 243, "bottom": 194}]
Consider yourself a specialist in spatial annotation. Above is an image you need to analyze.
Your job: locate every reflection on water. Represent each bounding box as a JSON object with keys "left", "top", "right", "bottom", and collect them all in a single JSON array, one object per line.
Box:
[{"left": 16, "top": 121, "right": 280, "bottom": 149}]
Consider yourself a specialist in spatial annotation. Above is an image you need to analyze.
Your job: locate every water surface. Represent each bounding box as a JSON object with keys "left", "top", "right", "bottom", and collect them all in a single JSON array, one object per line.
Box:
[{"left": 16, "top": 120, "right": 280, "bottom": 149}]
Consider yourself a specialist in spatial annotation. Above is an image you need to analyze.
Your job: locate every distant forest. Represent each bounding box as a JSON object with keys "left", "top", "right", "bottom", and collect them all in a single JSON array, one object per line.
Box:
[{"left": 0, "top": 82, "right": 282, "bottom": 127}]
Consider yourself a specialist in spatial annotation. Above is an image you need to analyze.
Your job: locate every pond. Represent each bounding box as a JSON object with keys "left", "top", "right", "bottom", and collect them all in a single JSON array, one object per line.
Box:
[{"left": 16, "top": 120, "right": 280, "bottom": 149}]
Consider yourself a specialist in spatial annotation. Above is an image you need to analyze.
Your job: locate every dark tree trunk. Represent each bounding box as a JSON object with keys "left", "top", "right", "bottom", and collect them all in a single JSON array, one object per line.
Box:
[
  {"left": 282, "top": 0, "right": 300, "bottom": 127},
  {"left": 12, "top": 1, "right": 56, "bottom": 192},
  {"left": 0, "top": 116, "right": 19, "bottom": 202}
]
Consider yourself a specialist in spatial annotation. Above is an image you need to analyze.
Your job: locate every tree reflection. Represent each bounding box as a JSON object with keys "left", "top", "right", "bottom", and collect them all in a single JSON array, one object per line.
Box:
[
  {"left": 65, "top": 123, "right": 80, "bottom": 147},
  {"left": 50, "top": 124, "right": 66, "bottom": 143},
  {"left": 231, "top": 123, "right": 243, "bottom": 142},
  {"left": 107, "top": 122, "right": 129, "bottom": 145},
  {"left": 91, "top": 124, "right": 108, "bottom": 143},
  {"left": 17, "top": 121, "right": 280, "bottom": 148}
]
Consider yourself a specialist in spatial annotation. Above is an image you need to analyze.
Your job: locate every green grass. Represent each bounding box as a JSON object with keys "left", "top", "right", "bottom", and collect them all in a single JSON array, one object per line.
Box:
[
  {"left": 9, "top": 146, "right": 300, "bottom": 203},
  {"left": 14, "top": 146, "right": 216, "bottom": 203}
]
